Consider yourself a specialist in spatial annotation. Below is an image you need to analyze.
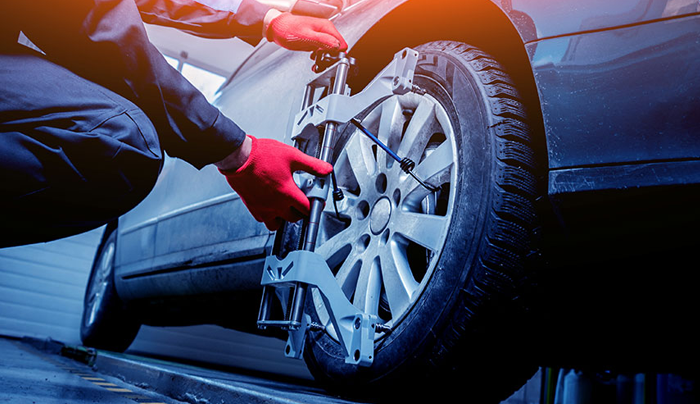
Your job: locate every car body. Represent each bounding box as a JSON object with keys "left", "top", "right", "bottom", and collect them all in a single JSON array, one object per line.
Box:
[
  {"left": 116, "top": 0, "right": 700, "bottom": 301},
  {"left": 83, "top": 0, "right": 700, "bottom": 399}
]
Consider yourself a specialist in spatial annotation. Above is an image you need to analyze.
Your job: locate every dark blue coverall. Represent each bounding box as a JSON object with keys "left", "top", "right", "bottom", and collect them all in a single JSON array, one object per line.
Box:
[{"left": 0, "top": 0, "right": 272, "bottom": 247}]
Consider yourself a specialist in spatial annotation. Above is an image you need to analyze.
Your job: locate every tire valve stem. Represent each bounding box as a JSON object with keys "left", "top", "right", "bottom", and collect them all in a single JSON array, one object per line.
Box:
[
  {"left": 411, "top": 85, "right": 426, "bottom": 95},
  {"left": 350, "top": 119, "right": 439, "bottom": 193},
  {"left": 309, "top": 322, "right": 326, "bottom": 332},
  {"left": 374, "top": 323, "right": 392, "bottom": 334}
]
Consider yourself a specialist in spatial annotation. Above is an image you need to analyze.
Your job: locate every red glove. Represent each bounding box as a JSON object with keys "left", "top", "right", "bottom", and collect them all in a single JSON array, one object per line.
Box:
[
  {"left": 265, "top": 12, "right": 348, "bottom": 52},
  {"left": 220, "top": 136, "right": 333, "bottom": 231}
]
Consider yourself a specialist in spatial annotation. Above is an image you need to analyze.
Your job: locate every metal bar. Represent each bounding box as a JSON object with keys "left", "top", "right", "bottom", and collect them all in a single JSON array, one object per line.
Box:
[
  {"left": 301, "top": 85, "right": 314, "bottom": 111},
  {"left": 257, "top": 320, "right": 302, "bottom": 329},
  {"left": 303, "top": 57, "right": 350, "bottom": 250},
  {"left": 256, "top": 286, "right": 273, "bottom": 328},
  {"left": 290, "top": 54, "right": 351, "bottom": 328},
  {"left": 350, "top": 119, "right": 401, "bottom": 163},
  {"left": 350, "top": 119, "right": 439, "bottom": 192}
]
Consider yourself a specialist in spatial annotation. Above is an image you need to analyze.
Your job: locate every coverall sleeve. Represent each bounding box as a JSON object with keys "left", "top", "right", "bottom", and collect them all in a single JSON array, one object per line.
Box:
[
  {"left": 136, "top": 0, "right": 270, "bottom": 43},
  {"left": 11, "top": 0, "right": 270, "bottom": 169}
]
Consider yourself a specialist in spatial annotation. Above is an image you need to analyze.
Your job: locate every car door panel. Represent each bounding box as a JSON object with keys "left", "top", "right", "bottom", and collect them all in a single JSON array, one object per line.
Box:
[
  {"left": 116, "top": 157, "right": 270, "bottom": 279},
  {"left": 116, "top": 154, "right": 178, "bottom": 271}
]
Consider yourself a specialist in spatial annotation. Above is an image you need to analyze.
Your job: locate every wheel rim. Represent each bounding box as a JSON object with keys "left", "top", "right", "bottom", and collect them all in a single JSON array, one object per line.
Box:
[
  {"left": 311, "top": 91, "right": 458, "bottom": 341},
  {"left": 84, "top": 241, "right": 115, "bottom": 328}
]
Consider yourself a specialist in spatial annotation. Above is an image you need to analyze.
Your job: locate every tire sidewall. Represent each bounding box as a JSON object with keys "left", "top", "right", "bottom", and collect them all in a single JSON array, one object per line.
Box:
[{"left": 305, "top": 43, "right": 500, "bottom": 387}]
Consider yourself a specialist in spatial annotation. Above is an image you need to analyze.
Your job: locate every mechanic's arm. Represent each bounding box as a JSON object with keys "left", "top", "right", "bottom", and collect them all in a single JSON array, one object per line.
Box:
[
  {"left": 135, "top": 0, "right": 347, "bottom": 50},
  {"left": 135, "top": 0, "right": 269, "bottom": 43},
  {"left": 14, "top": 0, "right": 345, "bottom": 161},
  {"left": 14, "top": 0, "right": 340, "bottom": 228}
]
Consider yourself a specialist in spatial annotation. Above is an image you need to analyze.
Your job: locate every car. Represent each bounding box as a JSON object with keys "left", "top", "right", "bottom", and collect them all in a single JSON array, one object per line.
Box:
[{"left": 80, "top": 0, "right": 700, "bottom": 402}]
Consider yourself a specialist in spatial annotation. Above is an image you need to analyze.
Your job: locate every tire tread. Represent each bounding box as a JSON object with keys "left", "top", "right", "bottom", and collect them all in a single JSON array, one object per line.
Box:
[{"left": 417, "top": 40, "right": 540, "bottom": 400}]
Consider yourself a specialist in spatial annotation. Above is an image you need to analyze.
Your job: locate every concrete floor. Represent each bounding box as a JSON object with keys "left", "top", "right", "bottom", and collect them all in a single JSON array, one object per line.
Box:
[
  {"left": 0, "top": 337, "right": 365, "bottom": 404},
  {"left": 0, "top": 338, "right": 180, "bottom": 404}
]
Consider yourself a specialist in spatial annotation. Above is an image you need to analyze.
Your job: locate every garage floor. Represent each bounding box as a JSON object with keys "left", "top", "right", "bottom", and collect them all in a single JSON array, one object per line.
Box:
[
  {"left": 0, "top": 337, "right": 178, "bottom": 404},
  {"left": 0, "top": 337, "right": 368, "bottom": 404},
  {"left": 6, "top": 335, "right": 694, "bottom": 404}
]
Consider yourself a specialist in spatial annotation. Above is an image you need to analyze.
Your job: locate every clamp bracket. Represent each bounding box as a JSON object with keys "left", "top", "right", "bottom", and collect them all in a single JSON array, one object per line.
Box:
[{"left": 260, "top": 251, "right": 379, "bottom": 366}]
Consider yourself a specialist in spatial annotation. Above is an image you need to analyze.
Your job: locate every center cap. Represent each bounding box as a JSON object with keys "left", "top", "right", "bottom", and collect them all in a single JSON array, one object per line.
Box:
[{"left": 370, "top": 197, "right": 392, "bottom": 235}]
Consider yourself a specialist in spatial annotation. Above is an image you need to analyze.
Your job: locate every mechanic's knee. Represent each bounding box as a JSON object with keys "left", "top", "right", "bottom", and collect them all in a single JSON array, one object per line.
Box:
[
  {"left": 0, "top": 108, "right": 163, "bottom": 247},
  {"left": 97, "top": 107, "right": 163, "bottom": 208}
]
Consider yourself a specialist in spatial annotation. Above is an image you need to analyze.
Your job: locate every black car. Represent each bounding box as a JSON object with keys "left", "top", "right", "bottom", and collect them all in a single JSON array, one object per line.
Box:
[{"left": 81, "top": 0, "right": 700, "bottom": 401}]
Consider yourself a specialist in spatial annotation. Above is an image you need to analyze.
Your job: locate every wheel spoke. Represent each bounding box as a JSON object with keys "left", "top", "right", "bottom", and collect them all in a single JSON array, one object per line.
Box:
[
  {"left": 376, "top": 97, "right": 402, "bottom": 169},
  {"left": 400, "top": 139, "right": 454, "bottom": 203},
  {"left": 316, "top": 230, "right": 353, "bottom": 261},
  {"left": 391, "top": 211, "right": 449, "bottom": 252},
  {"left": 379, "top": 245, "right": 418, "bottom": 317},
  {"left": 341, "top": 133, "right": 376, "bottom": 194},
  {"left": 335, "top": 248, "right": 364, "bottom": 299},
  {"left": 414, "top": 138, "right": 454, "bottom": 182},
  {"left": 397, "top": 98, "right": 439, "bottom": 163},
  {"left": 352, "top": 250, "right": 382, "bottom": 316},
  {"left": 87, "top": 299, "right": 100, "bottom": 327}
]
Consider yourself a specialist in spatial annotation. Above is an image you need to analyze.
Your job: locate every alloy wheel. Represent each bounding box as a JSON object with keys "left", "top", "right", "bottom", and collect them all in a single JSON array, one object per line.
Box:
[
  {"left": 311, "top": 91, "right": 458, "bottom": 340},
  {"left": 84, "top": 240, "right": 115, "bottom": 328}
]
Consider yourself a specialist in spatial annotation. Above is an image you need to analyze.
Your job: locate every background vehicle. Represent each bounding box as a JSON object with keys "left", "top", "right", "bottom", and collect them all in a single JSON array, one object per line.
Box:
[{"left": 81, "top": 0, "right": 700, "bottom": 402}]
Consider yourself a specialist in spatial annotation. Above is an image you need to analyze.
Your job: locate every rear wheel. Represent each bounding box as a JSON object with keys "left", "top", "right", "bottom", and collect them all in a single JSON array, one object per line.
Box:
[
  {"left": 80, "top": 226, "right": 140, "bottom": 352},
  {"left": 278, "top": 40, "right": 541, "bottom": 402}
]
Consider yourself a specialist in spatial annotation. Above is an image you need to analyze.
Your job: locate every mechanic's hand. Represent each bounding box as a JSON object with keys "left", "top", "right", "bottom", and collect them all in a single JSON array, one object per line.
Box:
[
  {"left": 264, "top": 11, "right": 348, "bottom": 52},
  {"left": 218, "top": 136, "right": 333, "bottom": 231}
]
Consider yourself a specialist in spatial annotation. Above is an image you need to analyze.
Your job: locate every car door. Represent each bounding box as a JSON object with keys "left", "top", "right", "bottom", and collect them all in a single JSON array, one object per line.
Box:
[{"left": 115, "top": 150, "right": 271, "bottom": 279}]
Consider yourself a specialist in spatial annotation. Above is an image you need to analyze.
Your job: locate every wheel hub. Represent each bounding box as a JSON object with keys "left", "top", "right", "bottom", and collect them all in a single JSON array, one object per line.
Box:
[{"left": 369, "top": 197, "right": 392, "bottom": 235}]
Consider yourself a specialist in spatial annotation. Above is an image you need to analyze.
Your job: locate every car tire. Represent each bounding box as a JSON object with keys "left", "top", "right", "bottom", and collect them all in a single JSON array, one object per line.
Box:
[
  {"left": 277, "top": 40, "right": 541, "bottom": 402},
  {"left": 80, "top": 225, "right": 140, "bottom": 352}
]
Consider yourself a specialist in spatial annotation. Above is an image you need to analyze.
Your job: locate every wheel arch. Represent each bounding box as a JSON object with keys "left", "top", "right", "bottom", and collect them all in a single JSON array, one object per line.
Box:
[{"left": 348, "top": 0, "right": 547, "bottom": 171}]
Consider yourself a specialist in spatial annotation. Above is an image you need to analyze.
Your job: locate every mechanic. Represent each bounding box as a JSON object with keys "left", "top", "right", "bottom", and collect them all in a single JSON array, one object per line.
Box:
[{"left": 0, "top": 0, "right": 348, "bottom": 248}]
